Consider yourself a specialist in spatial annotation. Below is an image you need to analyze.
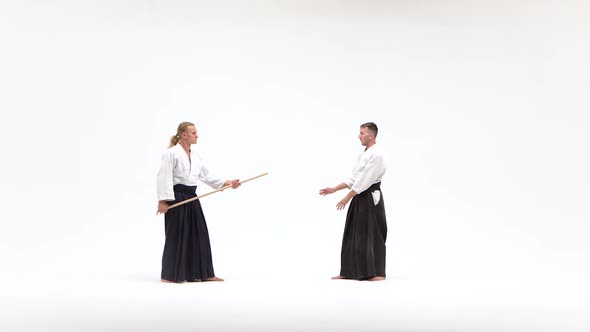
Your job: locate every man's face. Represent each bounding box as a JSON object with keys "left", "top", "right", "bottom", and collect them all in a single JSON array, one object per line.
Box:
[
  {"left": 358, "top": 127, "right": 373, "bottom": 146},
  {"left": 182, "top": 126, "right": 198, "bottom": 144}
]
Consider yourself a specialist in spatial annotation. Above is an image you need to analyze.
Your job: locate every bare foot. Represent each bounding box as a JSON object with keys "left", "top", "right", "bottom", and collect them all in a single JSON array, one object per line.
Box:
[
  {"left": 204, "top": 276, "right": 224, "bottom": 282},
  {"left": 161, "top": 279, "right": 176, "bottom": 283},
  {"left": 331, "top": 275, "right": 348, "bottom": 280},
  {"left": 367, "top": 276, "right": 386, "bottom": 281}
]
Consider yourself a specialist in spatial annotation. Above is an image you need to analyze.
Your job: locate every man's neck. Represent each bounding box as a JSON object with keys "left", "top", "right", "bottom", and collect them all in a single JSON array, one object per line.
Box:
[
  {"left": 179, "top": 141, "right": 191, "bottom": 153},
  {"left": 364, "top": 141, "right": 376, "bottom": 150}
]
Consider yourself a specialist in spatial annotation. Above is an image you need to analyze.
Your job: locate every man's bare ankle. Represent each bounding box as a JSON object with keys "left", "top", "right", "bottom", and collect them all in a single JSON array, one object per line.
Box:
[
  {"left": 367, "top": 276, "right": 386, "bottom": 281},
  {"left": 331, "top": 275, "right": 347, "bottom": 280}
]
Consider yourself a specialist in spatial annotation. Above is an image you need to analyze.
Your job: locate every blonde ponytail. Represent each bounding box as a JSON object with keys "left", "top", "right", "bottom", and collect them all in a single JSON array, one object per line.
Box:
[{"left": 168, "top": 121, "right": 195, "bottom": 148}]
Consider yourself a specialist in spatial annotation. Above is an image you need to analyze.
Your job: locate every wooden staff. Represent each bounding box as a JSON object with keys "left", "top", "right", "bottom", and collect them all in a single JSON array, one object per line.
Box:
[{"left": 167, "top": 172, "right": 268, "bottom": 210}]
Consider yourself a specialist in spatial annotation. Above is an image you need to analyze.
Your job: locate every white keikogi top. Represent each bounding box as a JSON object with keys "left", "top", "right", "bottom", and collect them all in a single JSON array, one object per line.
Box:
[
  {"left": 344, "top": 144, "right": 387, "bottom": 195},
  {"left": 157, "top": 144, "right": 226, "bottom": 201}
]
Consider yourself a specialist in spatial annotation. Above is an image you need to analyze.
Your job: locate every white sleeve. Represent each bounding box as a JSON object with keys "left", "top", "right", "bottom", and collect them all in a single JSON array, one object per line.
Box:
[
  {"left": 198, "top": 160, "right": 226, "bottom": 189},
  {"left": 350, "top": 154, "right": 385, "bottom": 194},
  {"left": 344, "top": 169, "right": 355, "bottom": 189},
  {"left": 156, "top": 152, "right": 176, "bottom": 201},
  {"left": 343, "top": 154, "right": 359, "bottom": 189}
]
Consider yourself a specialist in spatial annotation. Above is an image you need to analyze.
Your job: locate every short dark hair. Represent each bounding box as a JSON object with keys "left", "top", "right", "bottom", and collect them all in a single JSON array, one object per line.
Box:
[{"left": 361, "top": 122, "right": 378, "bottom": 136}]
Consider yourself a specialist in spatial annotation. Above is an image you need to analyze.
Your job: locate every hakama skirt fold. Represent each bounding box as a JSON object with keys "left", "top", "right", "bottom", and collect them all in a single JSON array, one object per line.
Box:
[
  {"left": 161, "top": 184, "right": 215, "bottom": 282},
  {"left": 340, "top": 182, "right": 387, "bottom": 280}
]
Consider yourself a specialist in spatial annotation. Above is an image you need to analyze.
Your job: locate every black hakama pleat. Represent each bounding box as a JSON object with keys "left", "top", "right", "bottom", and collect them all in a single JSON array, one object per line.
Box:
[
  {"left": 340, "top": 182, "right": 387, "bottom": 280},
  {"left": 161, "top": 184, "right": 215, "bottom": 282}
]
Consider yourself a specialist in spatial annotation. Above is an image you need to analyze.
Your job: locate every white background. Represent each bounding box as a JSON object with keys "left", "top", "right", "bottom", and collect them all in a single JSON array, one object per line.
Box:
[{"left": 1, "top": 0, "right": 589, "bottom": 331}]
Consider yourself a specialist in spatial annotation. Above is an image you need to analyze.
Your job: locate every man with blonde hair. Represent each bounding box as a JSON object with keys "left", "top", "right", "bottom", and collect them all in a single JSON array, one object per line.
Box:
[{"left": 156, "top": 121, "right": 240, "bottom": 283}]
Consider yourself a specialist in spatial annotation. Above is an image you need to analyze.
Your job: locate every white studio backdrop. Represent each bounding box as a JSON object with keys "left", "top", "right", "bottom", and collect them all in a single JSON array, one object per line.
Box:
[{"left": 0, "top": 1, "right": 589, "bottom": 331}]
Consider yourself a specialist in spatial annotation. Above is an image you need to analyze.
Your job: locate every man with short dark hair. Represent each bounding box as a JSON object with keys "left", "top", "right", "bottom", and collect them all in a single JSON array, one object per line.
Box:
[{"left": 320, "top": 122, "right": 388, "bottom": 281}]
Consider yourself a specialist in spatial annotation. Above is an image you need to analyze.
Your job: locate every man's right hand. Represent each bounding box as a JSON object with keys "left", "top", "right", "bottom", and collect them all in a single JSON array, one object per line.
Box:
[
  {"left": 156, "top": 201, "right": 169, "bottom": 215},
  {"left": 319, "top": 187, "right": 336, "bottom": 196}
]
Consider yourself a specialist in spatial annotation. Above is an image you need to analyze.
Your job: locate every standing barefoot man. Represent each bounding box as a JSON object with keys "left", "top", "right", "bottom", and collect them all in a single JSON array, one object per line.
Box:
[
  {"left": 157, "top": 121, "right": 240, "bottom": 283},
  {"left": 320, "top": 122, "right": 387, "bottom": 281}
]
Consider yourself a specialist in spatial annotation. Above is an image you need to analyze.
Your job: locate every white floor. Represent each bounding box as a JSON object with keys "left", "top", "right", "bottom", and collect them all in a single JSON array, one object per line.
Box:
[
  {"left": 1, "top": 193, "right": 589, "bottom": 332},
  {"left": 2, "top": 269, "right": 588, "bottom": 331}
]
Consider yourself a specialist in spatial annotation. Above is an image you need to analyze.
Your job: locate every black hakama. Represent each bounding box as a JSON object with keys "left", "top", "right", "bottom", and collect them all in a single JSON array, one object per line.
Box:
[
  {"left": 161, "top": 184, "right": 216, "bottom": 282},
  {"left": 340, "top": 182, "right": 387, "bottom": 280}
]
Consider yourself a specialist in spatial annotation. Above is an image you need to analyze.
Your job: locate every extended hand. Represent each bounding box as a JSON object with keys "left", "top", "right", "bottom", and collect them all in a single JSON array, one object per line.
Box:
[
  {"left": 319, "top": 187, "right": 335, "bottom": 196},
  {"left": 226, "top": 179, "right": 241, "bottom": 189}
]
